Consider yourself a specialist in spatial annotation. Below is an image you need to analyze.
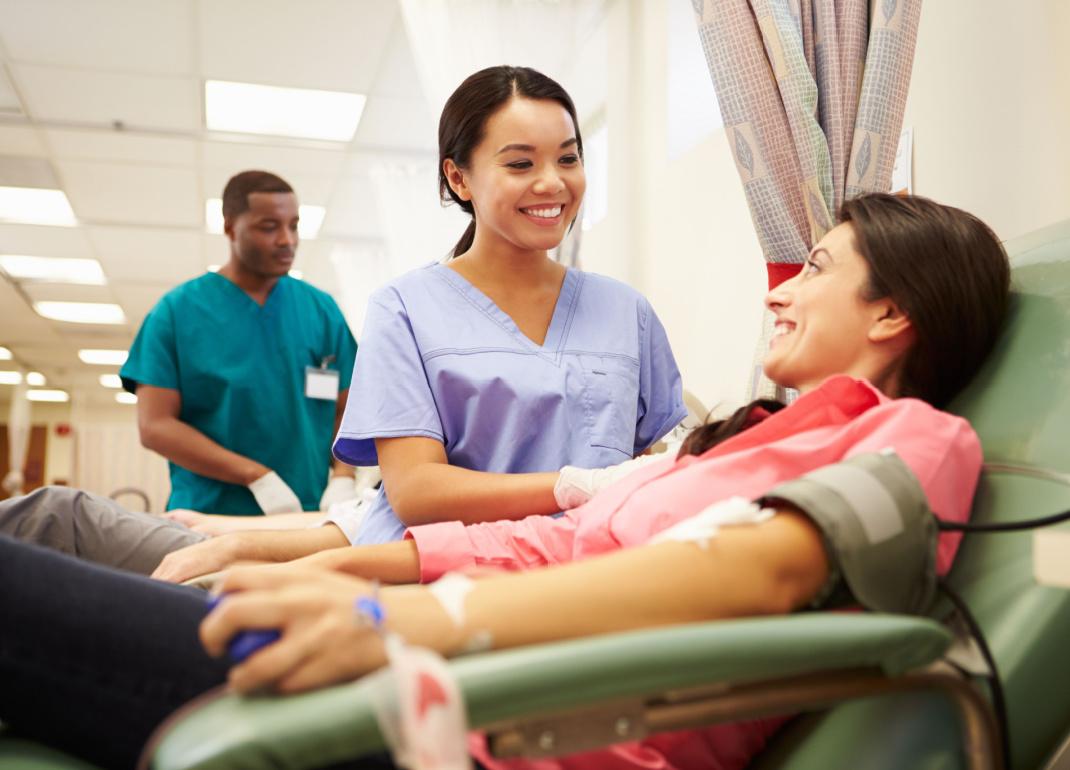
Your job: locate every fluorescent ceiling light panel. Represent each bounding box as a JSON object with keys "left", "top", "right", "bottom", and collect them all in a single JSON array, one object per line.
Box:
[
  {"left": 78, "top": 349, "right": 128, "bottom": 365},
  {"left": 99, "top": 373, "right": 122, "bottom": 388},
  {"left": 0, "top": 371, "right": 22, "bottom": 385},
  {"left": 0, "top": 346, "right": 11, "bottom": 360},
  {"left": 205, "top": 80, "right": 366, "bottom": 142},
  {"left": 0, "top": 186, "right": 77, "bottom": 226},
  {"left": 27, "top": 389, "right": 69, "bottom": 402},
  {"left": 34, "top": 301, "right": 126, "bottom": 325},
  {"left": 115, "top": 391, "right": 137, "bottom": 404},
  {"left": 205, "top": 198, "right": 325, "bottom": 239},
  {"left": 0, "top": 255, "right": 106, "bottom": 285},
  {"left": 25, "top": 371, "right": 45, "bottom": 386}
]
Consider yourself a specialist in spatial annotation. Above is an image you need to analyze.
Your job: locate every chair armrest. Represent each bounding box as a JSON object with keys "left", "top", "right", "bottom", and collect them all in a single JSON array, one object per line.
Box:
[{"left": 149, "top": 613, "right": 951, "bottom": 770}]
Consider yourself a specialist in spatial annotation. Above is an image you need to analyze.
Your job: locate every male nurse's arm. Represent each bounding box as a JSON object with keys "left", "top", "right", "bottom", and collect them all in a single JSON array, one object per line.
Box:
[{"left": 136, "top": 384, "right": 274, "bottom": 486}]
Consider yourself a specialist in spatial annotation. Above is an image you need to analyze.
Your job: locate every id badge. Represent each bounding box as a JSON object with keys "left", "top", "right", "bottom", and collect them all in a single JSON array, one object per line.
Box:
[{"left": 305, "top": 366, "right": 340, "bottom": 400}]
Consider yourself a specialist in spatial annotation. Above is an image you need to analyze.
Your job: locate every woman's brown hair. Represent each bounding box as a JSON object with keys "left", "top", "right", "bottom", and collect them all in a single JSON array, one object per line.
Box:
[{"left": 679, "top": 193, "right": 1010, "bottom": 458}]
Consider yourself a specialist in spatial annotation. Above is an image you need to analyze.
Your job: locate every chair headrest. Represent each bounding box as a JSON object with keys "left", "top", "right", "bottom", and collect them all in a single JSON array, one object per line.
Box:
[{"left": 949, "top": 220, "right": 1070, "bottom": 476}]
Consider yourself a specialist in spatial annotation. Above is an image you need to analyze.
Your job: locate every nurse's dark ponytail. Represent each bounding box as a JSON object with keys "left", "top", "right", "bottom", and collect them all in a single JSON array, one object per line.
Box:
[{"left": 438, "top": 66, "right": 584, "bottom": 258}]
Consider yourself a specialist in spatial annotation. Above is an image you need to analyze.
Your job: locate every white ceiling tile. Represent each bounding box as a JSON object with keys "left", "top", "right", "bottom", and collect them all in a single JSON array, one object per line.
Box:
[
  {"left": 21, "top": 282, "right": 118, "bottom": 304},
  {"left": 45, "top": 128, "right": 198, "bottom": 165},
  {"left": 0, "top": 223, "right": 94, "bottom": 258},
  {"left": 0, "top": 125, "right": 47, "bottom": 156},
  {"left": 88, "top": 225, "right": 204, "bottom": 284},
  {"left": 0, "top": 63, "right": 24, "bottom": 116},
  {"left": 57, "top": 161, "right": 201, "bottom": 227},
  {"left": 112, "top": 283, "right": 168, "bottom": 326},
  {"left": 0, "top": 0, "right": 194, "bottom": 75},
  {"left": 0, "top": 280, "right": 64, "bottom": 345},
  {"left": 370, "top": 17, "right": 425, "bottom": 99},
  {"left": 339, "top": 150, "right": 433, "bottom": 176},
  {"left": 201, "top": 140, "right": 347, "bottom": 181},
  {"left": 6, "top": 343, "right": 76, "bottom": 369},
  {"left": 14, "top": 64, "right": 200, "bottom": 132},
  {"left": 201, "top": 167, "right": 338, "bottom": 206},
  {"left": 353, "top": 95, "right": 435, "bottom": 151},
  {"left": 58, "top": 330, "right": 134, "bottom": 351},
  {"left": 319, "top": 178, "right": 382, "bottom": 239},
  {"left": 198, "top": 0, "right": 396, "bottom": 92}
]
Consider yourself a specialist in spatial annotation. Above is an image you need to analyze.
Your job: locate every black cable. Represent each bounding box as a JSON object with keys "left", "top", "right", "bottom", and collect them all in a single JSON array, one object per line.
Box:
[
  {"left": 936, "top": 508, "right": 1070, "bottom": 532},
  {"left": 929, "top": 507, "right": 1070, "bottom": 763},
  {"left": 938, "top": 580, "right": 1011, "bottom": 770}
]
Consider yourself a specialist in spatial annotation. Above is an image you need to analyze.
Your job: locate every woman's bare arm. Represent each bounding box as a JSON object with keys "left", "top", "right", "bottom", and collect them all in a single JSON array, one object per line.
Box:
[
  {"left": 204, "top": 509, "right": 830, "bottom": 693},
  {"left": 375, "top": 436, "right": 560, "bottom": 527},
  {"left": 165, "top": 510, "right": 327, "bottom": 536}
]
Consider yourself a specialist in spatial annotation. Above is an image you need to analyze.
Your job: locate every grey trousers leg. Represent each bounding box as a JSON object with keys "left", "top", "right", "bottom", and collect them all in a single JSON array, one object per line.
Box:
[{"left": 0, "top": 486, "right": 209, "bottom": 575}]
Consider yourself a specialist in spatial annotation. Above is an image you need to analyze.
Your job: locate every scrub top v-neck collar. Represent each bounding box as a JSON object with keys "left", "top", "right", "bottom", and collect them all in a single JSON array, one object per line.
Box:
[
  {"left": 207, "top": 271, "right": 288, "bottom": 315},
  {"left": 433, "top": 263, "right": 581, "bottom": 359}
]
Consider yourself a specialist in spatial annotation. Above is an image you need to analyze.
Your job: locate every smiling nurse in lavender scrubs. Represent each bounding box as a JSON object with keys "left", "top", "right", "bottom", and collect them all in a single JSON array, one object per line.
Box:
[{"left": 330, "top": 65, "right": 686, "bottom": 545}]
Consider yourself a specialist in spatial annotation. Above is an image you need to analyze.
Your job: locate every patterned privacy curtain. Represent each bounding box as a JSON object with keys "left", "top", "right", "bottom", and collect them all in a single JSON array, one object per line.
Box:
[{"left": 693, "top": 0, "right": 922, "bottom": 396}]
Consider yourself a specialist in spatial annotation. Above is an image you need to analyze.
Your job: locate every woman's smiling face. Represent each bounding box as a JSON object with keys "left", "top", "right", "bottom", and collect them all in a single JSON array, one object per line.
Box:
[
  {"left": 762, "top": 222, "right": 897, "bottom": 393},
  {"left": 445, "top": 95, "right": 585, "bottom": 257}
]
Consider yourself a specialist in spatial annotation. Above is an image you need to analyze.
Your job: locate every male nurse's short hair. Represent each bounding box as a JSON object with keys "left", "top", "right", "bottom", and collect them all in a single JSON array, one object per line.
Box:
[{"left": 222, "top": 170, "right": 294, "bottom": 222}]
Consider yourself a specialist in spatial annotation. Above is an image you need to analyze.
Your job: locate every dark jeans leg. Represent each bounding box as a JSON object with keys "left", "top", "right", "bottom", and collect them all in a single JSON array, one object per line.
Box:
[{"left": 0, "top": 534, "right": 230, "bottom": 770}]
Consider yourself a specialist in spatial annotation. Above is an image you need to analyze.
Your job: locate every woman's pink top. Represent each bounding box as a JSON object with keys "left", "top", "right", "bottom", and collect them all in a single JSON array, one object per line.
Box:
[{"left": 406, "top": 376, "right": 983, "bottom": 770}]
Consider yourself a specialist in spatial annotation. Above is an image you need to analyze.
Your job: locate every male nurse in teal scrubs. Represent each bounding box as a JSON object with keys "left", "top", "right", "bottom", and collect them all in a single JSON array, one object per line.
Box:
[{"left": 120, "top": 170, "right": 358, "bottom": 516}]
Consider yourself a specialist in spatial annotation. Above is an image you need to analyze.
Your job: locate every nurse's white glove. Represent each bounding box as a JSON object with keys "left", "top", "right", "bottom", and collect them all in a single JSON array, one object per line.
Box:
[
  {"left": 248, "top": 471, "right": 303, "bottom": 515},
  {"left": 554, "top": 446, "right": 680, "bottom": 510},
  {"left": 319, "top": 474, "right": 357, "bottom": 511},
  {"left": 353, "top": 465, "right": 382, "bottom": 495}
]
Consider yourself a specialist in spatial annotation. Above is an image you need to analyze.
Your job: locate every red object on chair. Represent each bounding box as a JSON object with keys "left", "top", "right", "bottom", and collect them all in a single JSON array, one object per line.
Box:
[{"left": 767, "top": 263, "right": 804, "bottom": 290}]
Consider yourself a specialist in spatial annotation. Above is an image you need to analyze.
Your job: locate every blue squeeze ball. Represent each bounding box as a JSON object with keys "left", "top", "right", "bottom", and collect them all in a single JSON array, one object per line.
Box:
[{"left": 206, "top": 594, "right": 282, "bottom": 663}]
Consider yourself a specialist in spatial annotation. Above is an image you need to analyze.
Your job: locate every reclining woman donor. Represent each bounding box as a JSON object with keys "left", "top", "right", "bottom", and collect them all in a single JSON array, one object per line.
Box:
[
  {"left": 0, "top": 65, "right": 686, "bottom": 581},
  {"left": 0, "top": 191, "right": 1010, "bottom": 770}
]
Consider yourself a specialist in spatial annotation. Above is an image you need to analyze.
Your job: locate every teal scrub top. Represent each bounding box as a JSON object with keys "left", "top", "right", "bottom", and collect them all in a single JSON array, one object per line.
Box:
[{"left": 120, "top": 272, "right": 358, "bottom": 515}]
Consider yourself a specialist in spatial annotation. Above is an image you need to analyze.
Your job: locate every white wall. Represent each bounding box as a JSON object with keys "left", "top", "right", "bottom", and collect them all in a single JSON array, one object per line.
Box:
[
  {"left": 0, "top": 396, "right": 169, "bottom": 512},
  {"left": 902, "top": 0, "right": 1070, "bottom": 240},
  {"left": 581, "top": 0, "right": 1070, "bottom": 412},
  {"left": 581, "top": 1, "right": 765, "bottom": 410}
]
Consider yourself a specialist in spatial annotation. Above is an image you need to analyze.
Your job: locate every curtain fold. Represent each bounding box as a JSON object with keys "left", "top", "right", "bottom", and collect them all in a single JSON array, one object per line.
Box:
[{"left": 693, "top": 0, "right": 922, "bottom": 396}]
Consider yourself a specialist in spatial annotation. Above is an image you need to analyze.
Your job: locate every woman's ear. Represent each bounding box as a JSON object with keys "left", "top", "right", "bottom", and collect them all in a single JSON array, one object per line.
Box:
[
  {"left": 443, "top": 159, "right": 471, "bottom": 202},
  {"left": 869, "top": 299, "right": 914, "bottom": 344}
]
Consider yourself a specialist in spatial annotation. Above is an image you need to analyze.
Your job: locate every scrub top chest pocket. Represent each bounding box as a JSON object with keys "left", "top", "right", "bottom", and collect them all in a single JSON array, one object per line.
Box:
[{"left": 579, "top": 355, "right": 641, "bottom": 457}]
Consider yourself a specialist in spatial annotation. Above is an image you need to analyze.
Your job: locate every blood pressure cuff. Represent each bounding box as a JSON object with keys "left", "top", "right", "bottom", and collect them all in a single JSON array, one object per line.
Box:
[{"left": 760, "top": 451, "right": 939, "bottom": 615}]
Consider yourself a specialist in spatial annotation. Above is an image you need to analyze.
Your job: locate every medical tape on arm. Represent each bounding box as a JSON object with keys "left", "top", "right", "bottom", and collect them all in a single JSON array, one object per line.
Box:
[
  {"left": 759, "top": 450, "right": 939, "bottom": 615},
  {"left": 649, "top": 496, "right": 775, "bottom": 549},
  {"left": 428, "top": 572, "right": 493, "bottom": 654}
]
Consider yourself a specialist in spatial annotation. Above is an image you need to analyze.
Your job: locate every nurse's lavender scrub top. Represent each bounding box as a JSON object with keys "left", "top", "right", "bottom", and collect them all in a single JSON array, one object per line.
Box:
[
  {"left": 334, "top": 262, "right": 687, "bottom": 545},
  {"left": 120, "top": 272, "right": 357, "bottom": 515}
]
